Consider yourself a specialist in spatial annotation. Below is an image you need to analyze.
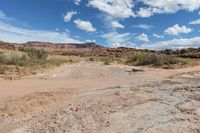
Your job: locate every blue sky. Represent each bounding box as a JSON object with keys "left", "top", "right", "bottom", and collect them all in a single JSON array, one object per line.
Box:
[{"left": 0, "top": 0, "right": 200, "bottom": 49}]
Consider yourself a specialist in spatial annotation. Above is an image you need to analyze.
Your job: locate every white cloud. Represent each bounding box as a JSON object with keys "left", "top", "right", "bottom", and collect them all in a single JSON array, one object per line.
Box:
[
  {"left": 64, "top": 11, "right": 77, "bottom": 22},
  {"left": 0, "top": 10, "right": 7, "bottom": 20},
  {"left": 137, "top": 0, "right": 200, "bottom": 17},
  {"left": 74, "top": 0, "right": 81, "bottom": 5},
  {"left": 140, "top": 37, "right": 200, "bottom": 50},
  {"left": 0, "top": 10, "right": 11, "bottom": 21},
  {"left": 199, "top": 11, "right": 200, "bottom": 15},
  {"left": 88, "top": 0, "right": 135, "bottom": 19},
  {"left": 89, "top": 0, "right": 200, "bottom": 19},
  {"left": 0, "top": 20, "right": 81, "bottom": 43},
  {"left": 101, "top": 31, "right": 134, "bottom": 47},
  {"left": 65, "top": 29, "right": 70, "bottom": 33},
  {"left": 189, "top": 19, "right": 200, "bottom": 25},
  {"left": 153, "top": 33, "right": 164, "bottom": 39},
  {"left": 111, "top": 21, "right": 124, "bottom": 29},
  {"left": 136, "top": 33, "right": 149, "bottom": 42},
  {"left": 85, "top": 39, "right": 96, "bottom": 43},
  {"left": 132, "top": 24, "right": 153, "bottom": 30},
  {"left": 100, "top": 14, "right": 124, "bottom": 30},
  {"left": 89, "top": 0, "right": 200, "bottom": 18},
  {"left": 136, "top": 8, "right": 153, "bottom": 17},
  {"left": 74, "top": 19, "right": 96, "bottom": 32},
  {"left": 165, "top": 24, "right": 192, "bottom": 35}
]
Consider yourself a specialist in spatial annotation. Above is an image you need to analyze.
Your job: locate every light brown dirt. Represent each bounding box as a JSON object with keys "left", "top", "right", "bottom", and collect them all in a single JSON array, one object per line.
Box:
[{"left": 0, "top": 62, "right": 200, "bottom": 133}]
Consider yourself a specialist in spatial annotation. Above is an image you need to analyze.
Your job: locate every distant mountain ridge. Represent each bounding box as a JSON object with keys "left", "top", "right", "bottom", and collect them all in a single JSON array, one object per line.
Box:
[{"left": 0, "top": 41, "right": 199, "bottom": 58}]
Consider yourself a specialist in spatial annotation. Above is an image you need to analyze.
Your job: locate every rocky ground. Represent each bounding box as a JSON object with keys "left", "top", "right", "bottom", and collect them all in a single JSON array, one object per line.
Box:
[{"left": 0, "top": 62, "right": 200, "bottom": 133}]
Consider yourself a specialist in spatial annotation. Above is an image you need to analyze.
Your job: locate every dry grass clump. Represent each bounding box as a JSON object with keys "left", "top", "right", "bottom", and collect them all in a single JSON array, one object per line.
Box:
[
  {"left": 103, "top": 59, "right": 110, "bottom": 65},
  {"left": 0, "top": 48, "right": 68, "bottom": 67},
  {"left": 0, "top": 48, "right": 48, "bottom": 65},
  {"left": 0, "top": 51, "right": 29, "bottom": 66}
]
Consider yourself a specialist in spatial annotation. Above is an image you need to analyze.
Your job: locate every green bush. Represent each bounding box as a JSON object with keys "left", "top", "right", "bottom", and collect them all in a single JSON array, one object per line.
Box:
[{"left": 25, "top": 48, "right": 48, "bottom": 60}]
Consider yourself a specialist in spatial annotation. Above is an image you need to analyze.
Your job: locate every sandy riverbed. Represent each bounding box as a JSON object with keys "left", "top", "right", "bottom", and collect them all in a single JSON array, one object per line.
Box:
[{"left": 0, "top": 62, "right": 200, "bottom": 133}]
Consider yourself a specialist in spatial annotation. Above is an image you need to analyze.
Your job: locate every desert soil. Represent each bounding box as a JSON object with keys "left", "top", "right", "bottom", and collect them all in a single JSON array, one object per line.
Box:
[{"left": 0, "top": 62, "right": 200, "bottom": 133}]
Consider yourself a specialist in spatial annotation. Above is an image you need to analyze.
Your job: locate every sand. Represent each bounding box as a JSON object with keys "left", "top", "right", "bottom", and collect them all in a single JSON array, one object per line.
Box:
[{"left": 0, "top": 62, "right": 200, "bottom": 133}]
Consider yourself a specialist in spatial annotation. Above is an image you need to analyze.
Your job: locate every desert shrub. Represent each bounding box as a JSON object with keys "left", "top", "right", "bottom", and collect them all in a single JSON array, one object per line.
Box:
[
  {"left": 25, "top": 48, "right": 48, "bottom": 60},
  {"left": 5, "top": 52, "right": 29, "bottom": 66},
  {"left": 109, "top": 53, "right": 116, "bottom": 61},
  {"left": 103, "top": 59, "right": 110, "bottom": 65},
  {"left": 153, "top": 55, "right": 165, "bottom": 66},
  {"left": 89, "top": 57, "right": 94, "bottom": 61},
  {"left": 126, "top": 53, "right": 191, "bottom": 66},
  {"left": 69, "top": 59, "right": 73, "bottom": 62},
  {"left": 137, "top": 53, "right": 156, "bottom": 65},
  {"left": 164, "top": 56, "right": 177, "bottom": 65},
  {"left": 126, "top": 53, "right": 158, "bottom": 66},
  {"left": 0, "top": 52, "right": 5, "bottom": 64},
  {"left": 126, "top": 55, "right": 138, "bottom": 64},
  {"left": 18, "top": 54, "right": 29, "bottom": 66}
]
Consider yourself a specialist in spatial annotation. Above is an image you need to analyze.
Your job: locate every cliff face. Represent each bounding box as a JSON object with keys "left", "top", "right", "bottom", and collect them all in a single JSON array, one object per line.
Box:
[
  {"left": 0, "top": 41, "right": 138, "bottom": 58},
  {"left": 0, "top": 41, "right": 16, "bottom": 50},
  {"left": 0, "top": 41, "right": 199, "bottom": 58}
]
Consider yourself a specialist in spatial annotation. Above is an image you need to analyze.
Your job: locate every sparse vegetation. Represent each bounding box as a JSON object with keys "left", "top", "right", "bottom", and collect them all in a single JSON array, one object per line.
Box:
[
  {"left": 125, "top": 52, "right": 192, "bottom": 67},
  {"left": 0, "top": 49, "right": 71, "bottom": 79},
  {"left": 0, "top": 51, "right": 5, "bottom": 64},
  {"left": 0, "top": 51, "right": 29, "bottom": 66},
  {"left": 175, "top": 57, "right": 192, "bottom": 64},
  {"left": 88, "top": 57, "right": 95, "bottom": 61},
  {"left": 0, "top": 47, "right": 197, "bottom": 80},
  {"left": 103, "top": 59, "right": 110, "bottom": 65},
  {"left": 25, "top": 48, "right": 48, "bottom": 60}
]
